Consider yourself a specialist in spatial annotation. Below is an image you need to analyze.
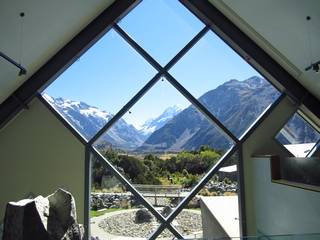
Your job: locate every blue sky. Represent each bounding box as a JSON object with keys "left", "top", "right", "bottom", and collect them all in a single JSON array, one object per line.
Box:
[{"left": 44, "top": 0, "right": 261, "bottom": 128}]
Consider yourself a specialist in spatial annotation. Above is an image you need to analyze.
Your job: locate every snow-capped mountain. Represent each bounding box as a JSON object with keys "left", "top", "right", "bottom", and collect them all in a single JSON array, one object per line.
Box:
[
  {"left": 139, "top": 105, "right": 182, "bottom": 136},
  {"left": 43, "top": 94, "right": 146, "bottom": 149},
  {"left": 43, "top": 76, "right": 313, "bottom": 153},
  {"left": 138, "top": 76, "right": 281, "bottom": 152}
]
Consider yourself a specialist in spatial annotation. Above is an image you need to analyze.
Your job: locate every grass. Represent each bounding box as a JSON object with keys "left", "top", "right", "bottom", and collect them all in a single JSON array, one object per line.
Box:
[{"left": 90, "top": 208, "right": 121, "bottom": 217}]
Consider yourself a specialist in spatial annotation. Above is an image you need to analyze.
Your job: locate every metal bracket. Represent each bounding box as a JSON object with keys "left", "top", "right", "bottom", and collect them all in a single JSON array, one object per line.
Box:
[{"left": 0, "top": 51, "right": 27, "bottom": 76}]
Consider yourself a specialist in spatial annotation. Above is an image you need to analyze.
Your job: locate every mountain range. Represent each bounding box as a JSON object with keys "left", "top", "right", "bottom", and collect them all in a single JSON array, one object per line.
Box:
[
  {"left": 43, "top": 94, "right": 181, "bottom": 149},
  {"left": 44, "top": 76, "right": 317, "bottom": 152},
  {"left": 139, "top": 76, "right": 280, "bottom": 151}
]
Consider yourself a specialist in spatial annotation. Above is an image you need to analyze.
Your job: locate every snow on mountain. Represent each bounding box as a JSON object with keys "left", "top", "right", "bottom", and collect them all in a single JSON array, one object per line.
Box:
[
  {"left": 139, "top": 105, "right": 182, "bottom": 136},
  {"left": 42, "top": 94, "right": 145, "bottom": 149}
]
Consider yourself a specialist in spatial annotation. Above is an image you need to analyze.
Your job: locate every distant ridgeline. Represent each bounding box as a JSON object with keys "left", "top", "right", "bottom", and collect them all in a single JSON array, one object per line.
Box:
[{"left": 45, "top": 76, "right": 317, "bottom": 152}]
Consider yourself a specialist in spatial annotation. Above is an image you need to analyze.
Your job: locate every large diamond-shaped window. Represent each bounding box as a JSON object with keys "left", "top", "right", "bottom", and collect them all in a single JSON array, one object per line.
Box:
[{"left": 40, "top": 0, "right": 290, "bottom": 238}]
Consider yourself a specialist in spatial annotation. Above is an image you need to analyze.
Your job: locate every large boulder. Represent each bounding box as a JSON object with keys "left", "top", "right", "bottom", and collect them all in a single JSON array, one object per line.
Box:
[
  {"left": 134, "top": 208, "right": 153, "bottom": 223},
  {"left": 2, "top": 188, "right": 84, "bottom": 240}
]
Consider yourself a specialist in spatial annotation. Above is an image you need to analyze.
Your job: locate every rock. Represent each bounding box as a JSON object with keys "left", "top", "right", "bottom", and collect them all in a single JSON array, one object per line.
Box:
[
  {"left": 47, "top": 188, "right": 78, "bottom": 239},
  {"left": 3, "top": 196, "right": 50, "bottom": 240},
  {"left": 2, "top": 188, "right": 84, "bottom": 240},
  {"left": 134, "top": 209, "right": 153, "bottom": 223},
  {"left": 161, "top": 206, "right": 173, "bottom": 217},
  {"left": 61, "top": 223, "right": 84, "bottom": 240}
]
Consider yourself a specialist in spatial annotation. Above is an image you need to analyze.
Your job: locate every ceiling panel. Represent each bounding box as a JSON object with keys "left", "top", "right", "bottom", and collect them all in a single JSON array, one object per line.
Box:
[{"left": 0, "top": 0, "right": 114, "bottom": 104}]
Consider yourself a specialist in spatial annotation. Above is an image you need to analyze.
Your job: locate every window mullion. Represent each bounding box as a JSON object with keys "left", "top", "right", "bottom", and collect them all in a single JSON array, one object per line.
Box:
[
  {"left": 88, "top": 72, "right": 161, "bottom": 145},
  {"left": 149, "top": 146, "right": 239, "bottom": 239},
  {"left": 114, "top": 24, "right": 163, "bottom": 72},
  {"left": 164, "top": 25, "right": 210, "bottom": 71},
  {"left": 165, "top": 72, "right": 239, "bottom": 143},
  {"left": 90, "top": 146, "right": 166, "bottom": 223}
]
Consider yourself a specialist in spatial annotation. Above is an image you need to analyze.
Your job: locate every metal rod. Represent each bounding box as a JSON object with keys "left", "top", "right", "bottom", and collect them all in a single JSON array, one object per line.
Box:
[
  {"left": 167, "top": 224, "right": 184, "bottom": 240},
  {"left": 0, "top": 51, "right": 27, "bottom": 75},
  {"left": 149, "top": 224, "right": 183, "bottom": 240},
  {"left": 237, "top": 143, "right": 247, "bottom": 236},
  {"left": 164, "top": 25, "right": 210, "bottom": 71},
  {"left": 114, "top": 24, "right": 162, "bottom": 71},
  {"left": 84, "top": 146, "right": 91, "bottom": 240},
  {"left": 165, "top": 72, "right": 239, "bottom": 144},
  {"left": 88, "top": 73, "right": 162, "bottom": 145},
  {"left": 306, "top": 138, "right": 320, "bottom": 157},
  {"left": 239, "top": 93, "right": 286, "bottom": 144},
  {"left": 114, "top": 24, "right": 210, "bottom": 74}
]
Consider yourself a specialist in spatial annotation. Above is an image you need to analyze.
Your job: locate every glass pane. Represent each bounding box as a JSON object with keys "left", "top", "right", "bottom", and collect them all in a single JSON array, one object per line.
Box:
[
  {"left": 170, "top": 31, "right": 280, "bottom": 138},
  {"left": 119, "top": 0, "right": 204, "bottom": 66},
  {"left": 43, "top": 29, "right": 156, "bottom": 141},
  {"left": 93, "top": 78, "right": 234, "bottom": 218},
  {"left": 275, "top": 112, "right": 320, "bottom": 157},
  {"left": 90, "top": 152, "right": 160, "bottom": 239},
  {"left": 174, "top": 151, "right": 240, "bottom": 239}
]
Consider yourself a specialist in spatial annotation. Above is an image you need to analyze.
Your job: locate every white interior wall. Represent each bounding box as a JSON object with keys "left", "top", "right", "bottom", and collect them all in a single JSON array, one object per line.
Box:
[
  {"left": 252, "top": 156, "right": 320, "bottom": 235},
  {"left": 242, "top": 96, "right": 320, "bottom": 235},
  {"left": 0, "top": 98, "right": 85, "bottom": 223}
]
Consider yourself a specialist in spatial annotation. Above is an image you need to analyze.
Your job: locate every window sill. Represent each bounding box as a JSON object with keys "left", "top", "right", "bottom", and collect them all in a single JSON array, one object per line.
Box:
[{"left": 272, "top": 179, "right": 320, "bottom": 193}]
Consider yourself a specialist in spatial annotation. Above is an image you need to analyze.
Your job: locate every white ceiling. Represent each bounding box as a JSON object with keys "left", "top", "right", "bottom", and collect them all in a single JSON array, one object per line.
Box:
[
  {"left": 210, "top": 0, "right": 320, "bottom": 101},
  {"left": 0, "top": 0, "right": 114, "bottom": 104}
]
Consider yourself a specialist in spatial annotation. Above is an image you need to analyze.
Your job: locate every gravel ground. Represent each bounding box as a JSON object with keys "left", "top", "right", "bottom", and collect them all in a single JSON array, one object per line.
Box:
[{"left": 97, "top": 209, "right": 202, "bottom": 238}]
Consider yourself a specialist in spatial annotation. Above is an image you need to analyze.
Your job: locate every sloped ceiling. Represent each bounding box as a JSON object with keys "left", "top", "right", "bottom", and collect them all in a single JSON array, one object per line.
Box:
[
  {"left": 0, "top": 0, "right": 115, "bottom": 104},
  {"left": 210, "top": 0, "right": 320, "bottom": 101}
]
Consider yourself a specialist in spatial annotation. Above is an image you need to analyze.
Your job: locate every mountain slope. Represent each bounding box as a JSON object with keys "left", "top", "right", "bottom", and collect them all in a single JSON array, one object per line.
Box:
[
  {"left": 43, "top": 95, "right": 145, "bottom": 149},
  {"left": 139, "top": 76, "right": 280, "bottom": 152},
  {"left": 139, "top": 105, "right": 182, "bottom": 136},
  {"left": 44, "top": 75, "right": 317, "bottom": 153}
]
